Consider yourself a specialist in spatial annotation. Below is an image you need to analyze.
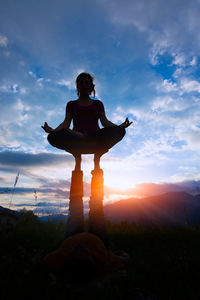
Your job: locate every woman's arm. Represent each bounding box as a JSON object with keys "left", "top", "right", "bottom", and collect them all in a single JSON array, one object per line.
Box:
[
  {"left": 42, "top": 113, "right": 72, "bottom": 133},
  {"left": 99, "top": 111, "right": 133, "bottom": 128},
  {"left": 99, "top": 111, "right": 117, "bottom": 127},
  {"left": 53, "top": 112, "right": 72, "bottom": 132}
]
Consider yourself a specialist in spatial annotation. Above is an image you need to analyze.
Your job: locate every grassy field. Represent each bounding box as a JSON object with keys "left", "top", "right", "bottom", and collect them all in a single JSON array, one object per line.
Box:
[{"left": 1, "top": 210, "right": 200, "bottom": 300}]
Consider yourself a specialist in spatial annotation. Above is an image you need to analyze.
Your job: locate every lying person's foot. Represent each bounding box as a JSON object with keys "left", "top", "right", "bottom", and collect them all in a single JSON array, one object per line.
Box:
[
  {"left": 108, "top": 242, "right": 131, "bottom": 264},
  {"left": 112, "top": 249, "right": 131, "bottom": 264}
]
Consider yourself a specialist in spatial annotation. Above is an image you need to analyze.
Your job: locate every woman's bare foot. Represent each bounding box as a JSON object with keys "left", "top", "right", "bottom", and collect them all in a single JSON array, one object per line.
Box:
[
  {"left": 94, "top": 150, "right": 108, "bottom": 170},
  {"left": 65, "top": 128, "right": 85, "bottom": 137},
  {"left": 73, "top": 153, "right": 82, "bottom": 171}
]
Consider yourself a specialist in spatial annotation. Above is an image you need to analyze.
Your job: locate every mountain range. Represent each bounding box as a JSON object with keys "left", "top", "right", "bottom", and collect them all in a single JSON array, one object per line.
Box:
[
  {"left": 1, "top": 192, "right": 200, "bottom": 226},
  {"left": 104, "top": 192, "right": 200, "bottom": 226}
]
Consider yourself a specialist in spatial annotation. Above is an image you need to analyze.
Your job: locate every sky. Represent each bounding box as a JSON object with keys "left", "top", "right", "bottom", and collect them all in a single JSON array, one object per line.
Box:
[{"left": 1, "top": 0, "right": 200, "bottom": 215}]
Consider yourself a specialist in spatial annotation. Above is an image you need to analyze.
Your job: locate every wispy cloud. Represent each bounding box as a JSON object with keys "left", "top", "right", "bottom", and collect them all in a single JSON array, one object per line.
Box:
[{"left": 0, "top": 33, "right": 8, "bottom": 47}]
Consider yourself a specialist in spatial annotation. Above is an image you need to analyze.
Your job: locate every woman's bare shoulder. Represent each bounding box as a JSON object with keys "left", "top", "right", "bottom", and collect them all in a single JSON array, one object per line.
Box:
[
  {"left": 95, "top": 99, "right": 103, "bottom": 103},
  {"left": 66, "top": 100, "right": 78, "bottom": 105}
]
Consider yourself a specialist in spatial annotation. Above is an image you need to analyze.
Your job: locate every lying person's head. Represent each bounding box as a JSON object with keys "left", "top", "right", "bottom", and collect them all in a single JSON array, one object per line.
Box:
[{"left": 60, "top": 243, "right": 100, "bottom": 283}]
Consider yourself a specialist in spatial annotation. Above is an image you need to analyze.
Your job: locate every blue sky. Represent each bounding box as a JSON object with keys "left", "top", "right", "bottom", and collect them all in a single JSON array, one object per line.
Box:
[{"left": 1, "top": 0, "right": 200, "bottom": 214}]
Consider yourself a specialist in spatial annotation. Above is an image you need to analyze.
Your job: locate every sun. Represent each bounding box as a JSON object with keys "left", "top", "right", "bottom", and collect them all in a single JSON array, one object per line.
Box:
[{"left": 104, "top": 172, "right": 136, "bottom": 190}]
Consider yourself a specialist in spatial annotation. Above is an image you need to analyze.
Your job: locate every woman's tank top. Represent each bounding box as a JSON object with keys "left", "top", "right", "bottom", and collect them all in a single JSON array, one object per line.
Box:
[{"left": 66, "top": 99, "right": 105, "bottom": 134}]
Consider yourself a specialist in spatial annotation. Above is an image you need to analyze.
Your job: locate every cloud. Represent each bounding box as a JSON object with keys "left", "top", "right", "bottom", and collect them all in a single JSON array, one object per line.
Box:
[
  {"left": 159, "top": 79, "right": 178, "bottom": 93},
  {"left": 103, "top": 0, "right": 200, "bottom": 69},
  {"left": 156, "top": 77, "right": 200, "bottom": 97},
  {"left": 0, "top": 150, "right": 73, "bottom": 168},
  {"left": 0, "top": 83, "right": 19, "bottom": 93},
  {"left": 6, "top": 178, "right": 200, "bottom": 207},
  {"left": 28, "top": 71, "right": 37, "bottom": 78},
  {"left": 0, "top": 176, "right": 9, "bottom": 183},
  {"left": 57, "top": 79, "right": 74, "bottom": 89},
  {"left": 177, "top": 130, "right": 200, "bottom": 151},
  {"left": 0, "top": 83, "right": 27, "bottom": 95},
  {"left": 180, "top": 78, "right": 200, "bottom": 93},
  {"left": 0, "top": 98, "right": 31, "bottom": 131},
  {"left": 0, "top": 185, "right": 70, "bottom": 200},
  {"left": 126, "top": 179, "right": 200, "bottom": 198},
  {"left": 172, "top": 53, "right": 187, "bottom": 67},
  {"left": 0, "top": 33, "right": 8, "bottom": 47}
]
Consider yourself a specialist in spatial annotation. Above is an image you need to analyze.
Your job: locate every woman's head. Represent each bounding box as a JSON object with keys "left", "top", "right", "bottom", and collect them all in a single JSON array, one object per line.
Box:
[{"left": 76, "top": 72, "right": 95, "bottom": 98}]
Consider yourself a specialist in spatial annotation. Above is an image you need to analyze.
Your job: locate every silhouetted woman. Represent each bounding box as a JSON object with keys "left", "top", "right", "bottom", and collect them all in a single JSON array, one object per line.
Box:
[{"left": 42, "top": 72, "right": 132, "bottom": 169}]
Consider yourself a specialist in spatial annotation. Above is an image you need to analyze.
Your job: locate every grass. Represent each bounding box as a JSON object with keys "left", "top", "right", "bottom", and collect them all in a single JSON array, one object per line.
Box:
[{"left": 1, "top": 211, "right": 200, "bottom": 299}]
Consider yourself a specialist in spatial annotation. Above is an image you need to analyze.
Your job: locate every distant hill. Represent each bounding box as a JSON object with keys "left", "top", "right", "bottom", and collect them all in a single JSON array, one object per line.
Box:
[
  {"left": 39, "top": 214, "right": 68, "bottom": 223},
  {"left": 104, "top": 192, "right": 200, "bottom": 226},
  {"left": 0, "top": 205, "right": 19, "bottom": 216},
  {"left": 0, "top": 206, "right": 68, "bottom": 223}
]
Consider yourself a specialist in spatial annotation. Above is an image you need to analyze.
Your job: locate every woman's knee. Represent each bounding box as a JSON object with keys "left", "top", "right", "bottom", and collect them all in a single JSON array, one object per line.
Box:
[
  {"left": 47, "top": 132, "right": 55, "bottom": 145},
  {"left": 119, "top": 126, "right": 126, "bottom": 136},
  {"left": 115, "top": 126, "right": 126, "bottom": 139},
  {"left": 100, "top": 126, "right": 126, "bottom": 144},
  {"left": 47, "top": 132, "right": 62, "bottom": 147}
]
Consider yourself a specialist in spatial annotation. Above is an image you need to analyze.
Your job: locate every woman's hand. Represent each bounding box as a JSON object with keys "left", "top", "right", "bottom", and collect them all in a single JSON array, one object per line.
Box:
[
  {"left": 41, "top": 122, "right": 54, "bottom": 133},
  {"left": 119, "top": 118, "right": 133, "bottom": 128}
]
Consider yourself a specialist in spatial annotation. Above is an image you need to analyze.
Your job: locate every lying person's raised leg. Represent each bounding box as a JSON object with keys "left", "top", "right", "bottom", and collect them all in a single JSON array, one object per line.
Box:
[
  {"left": 65, "top": 168, "right": 84, "bottom": 238},
  {"left": 88, "top": 168, "right": 110, "bottom": 248}
]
